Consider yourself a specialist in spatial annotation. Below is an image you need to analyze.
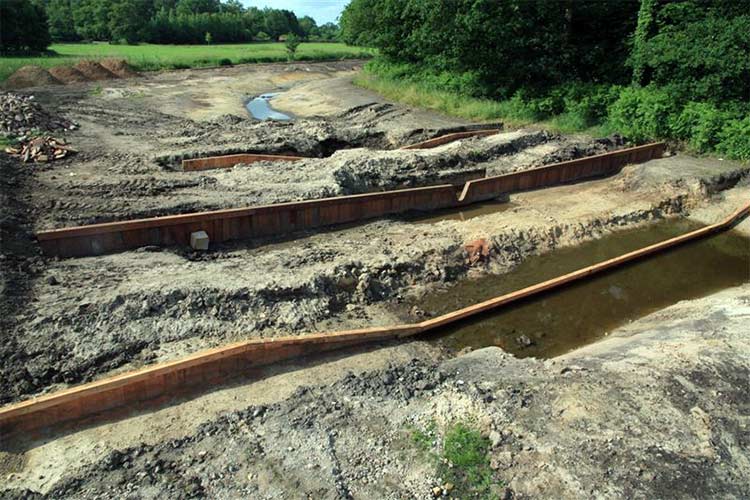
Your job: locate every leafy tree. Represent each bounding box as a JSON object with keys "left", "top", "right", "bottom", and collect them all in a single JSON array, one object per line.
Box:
[
  {"left": 316, "top": 22, "right": 339, "bottom": 42},
  {"left": 263, "top": 8, "right": 290, "bottom": 40},
  {"left": 0, "top": 0, "right": 52, "bottom": 53},
  {"left": 298, "top": 15, "right": 317, "bottom": 39},
  {"left": 630, "top": 0, "right": 750, "bottom": 102},
  {"left": 204, "top": 31, "right": 212, "bottom": 44},
  {"left": 109, "top": 0, "right": 153, "bottom": 44},
  {"left": 47, "top": 0, "right": 79, "bottom": 42},
  {"left": 175, "top": 0, "right": 220, "bottom": 16},
  {"left": 73, "top": 0, "right": 112, "bottom": 41}
]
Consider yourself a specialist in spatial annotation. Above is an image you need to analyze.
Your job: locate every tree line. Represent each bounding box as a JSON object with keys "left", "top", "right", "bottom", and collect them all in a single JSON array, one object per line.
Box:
[
  {"left": 1, "top": 0, "right": 340, "bottom": 50},
  {"left": 340, "top": 0, "right": 750, "bottom": 159}
]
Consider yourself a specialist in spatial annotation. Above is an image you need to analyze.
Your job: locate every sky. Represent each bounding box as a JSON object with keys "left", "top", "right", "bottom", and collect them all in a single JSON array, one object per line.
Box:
[{"left": 241, "top": 1, "right": 349, "bottom": 25}]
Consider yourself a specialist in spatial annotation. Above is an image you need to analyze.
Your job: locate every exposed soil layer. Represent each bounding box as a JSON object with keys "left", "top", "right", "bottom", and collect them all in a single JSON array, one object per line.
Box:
[
  {"left": 72, "top": 61, "right": 119, "bottom": 81},
  {"left": 3, "top": 285, "right": 749, "bottom": 498},
  {"left": 1, "top": 61, "right": 749, "bottom": 499},
  {"left": 99, "top": 58, "right": 140, "bottom": 79},
  {"left": 47, "top": 67, "right": 89, "bottom": 84},
  {"left": 3, "top": 66, "right": 61, "bottom": 90}
]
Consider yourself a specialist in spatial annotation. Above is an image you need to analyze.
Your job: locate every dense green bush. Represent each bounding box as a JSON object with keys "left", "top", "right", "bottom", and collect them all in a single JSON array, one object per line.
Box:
[
  {"left": 607, "top": 86, "right": 678, "bottom": 141},
  {"left": 342, "top": 0, "right": 639, "bottom": 99},
  {"left": 631, "top": 0, "right": 750, "bottom": 103},
  {"left": 716, "top": 117, "right": 750, "bottom": 160}
]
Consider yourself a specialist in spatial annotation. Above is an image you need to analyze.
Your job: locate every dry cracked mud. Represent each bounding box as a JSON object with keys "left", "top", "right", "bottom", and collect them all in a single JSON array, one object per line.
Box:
[{"left": 1, "top": 60, "right": 749, "bottom": 499}]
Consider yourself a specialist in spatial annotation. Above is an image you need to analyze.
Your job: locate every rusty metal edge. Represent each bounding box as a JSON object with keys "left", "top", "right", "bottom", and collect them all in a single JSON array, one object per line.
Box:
[
  {"left": 36, "top": 143, "right": 665, "bottom": 246},
  {"left": 3, "top": 199, "right": 748, "bottom": 435}
]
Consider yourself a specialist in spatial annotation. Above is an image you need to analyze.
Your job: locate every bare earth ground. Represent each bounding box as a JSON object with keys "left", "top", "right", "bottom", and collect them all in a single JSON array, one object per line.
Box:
[{"left": 1, "top": 60, "right": 749, "bottom": 498}]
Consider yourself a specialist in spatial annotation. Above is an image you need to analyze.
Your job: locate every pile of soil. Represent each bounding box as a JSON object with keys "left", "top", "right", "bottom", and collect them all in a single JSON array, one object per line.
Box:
[
  {"left": 4, "top": 66, "right": 61, "bottom": 90},
  {"left": 73, "top": 60, "right": 118, "bottom": 81},
  {"left": 100, "top": 58, "right": 140, "bottom": 78},
  {"left": 48, "top": 66, "right": 89, "bottom": 84}
]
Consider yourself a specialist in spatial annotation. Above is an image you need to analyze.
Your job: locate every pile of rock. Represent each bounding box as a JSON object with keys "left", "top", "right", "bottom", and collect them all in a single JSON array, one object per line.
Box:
[
  {"left": 0, "top": 92, "right": 77, "bottom": 137},
  {"left": 4, "top": 135, "right": 75, "bottom": 163}
]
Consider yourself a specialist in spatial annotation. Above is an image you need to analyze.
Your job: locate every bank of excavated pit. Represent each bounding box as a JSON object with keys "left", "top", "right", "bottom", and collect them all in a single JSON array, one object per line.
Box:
[
  {"left": 32, "top": 127, "right": 621, "bottom": 229},
  {"left": 2, "top": 154, "right": 747, "bottom": 405},
  {"left": 4, "top": 285, "right": 749, "bottom": 498}
]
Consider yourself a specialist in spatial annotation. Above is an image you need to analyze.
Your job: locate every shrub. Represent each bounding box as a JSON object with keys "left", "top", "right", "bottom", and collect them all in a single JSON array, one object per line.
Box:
[
  {"left": 284, "top": 33, "right": 301, "bottom": 59},
  {"left": 607, "top": 85, "right": 678, "bottom": 141},
  {"left": 670, "top": 102, "right": 732, "bottom": 152},
  {"left": 716, "top": 117, "right": 750, "bottom": 160},
  {"left": 218, "top": 58, "right": 232, "bottom": 67}
]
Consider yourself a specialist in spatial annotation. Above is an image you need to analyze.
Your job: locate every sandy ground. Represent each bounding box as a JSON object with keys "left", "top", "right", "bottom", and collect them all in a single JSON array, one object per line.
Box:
[{"left": 1, "top": 60, "right": 749, "bottom": 498}]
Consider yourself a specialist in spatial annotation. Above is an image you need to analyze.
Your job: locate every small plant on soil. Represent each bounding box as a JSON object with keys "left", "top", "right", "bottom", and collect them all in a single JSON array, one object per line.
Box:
[
  {"left": 285, "top": 33, "right": 301, "bottom": 60},
  {"left": 441, "top": 423, "right": 496, "bottom": 498},
  {"left": 409, "top": 420, "right": 500, "bottom": 498}
]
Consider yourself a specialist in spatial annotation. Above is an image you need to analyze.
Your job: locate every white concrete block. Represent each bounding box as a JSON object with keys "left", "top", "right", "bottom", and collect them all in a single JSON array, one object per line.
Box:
[{"left": 190, "top": 231, "right": 210, "bottom": 251}]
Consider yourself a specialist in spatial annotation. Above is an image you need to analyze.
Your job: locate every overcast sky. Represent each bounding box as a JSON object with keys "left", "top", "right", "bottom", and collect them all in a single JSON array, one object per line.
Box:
[{"left": 241, "top": 0, "right": 349, "bottom": 24}]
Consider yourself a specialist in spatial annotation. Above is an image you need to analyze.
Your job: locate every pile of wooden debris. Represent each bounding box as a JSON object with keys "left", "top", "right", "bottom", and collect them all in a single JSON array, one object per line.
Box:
[{"left": 4, "top": 136, "right": 75, "bottom": 163}]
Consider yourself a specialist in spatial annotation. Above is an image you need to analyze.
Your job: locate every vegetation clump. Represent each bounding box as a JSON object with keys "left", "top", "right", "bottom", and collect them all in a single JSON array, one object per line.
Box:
[
  {"left": 343, "top": 0, "right": 750, "bottom": 160},
  {"left": 410, "top": 420, "right": 498, "bottom": 499}
]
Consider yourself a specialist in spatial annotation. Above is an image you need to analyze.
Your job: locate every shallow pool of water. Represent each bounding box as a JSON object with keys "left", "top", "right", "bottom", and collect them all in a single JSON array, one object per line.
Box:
[
  {"left": 410, "top": 219, "right": 750, "bottom": 358},
  {"left": 246, "top": 93, "right": 291, "bottom": 121}
]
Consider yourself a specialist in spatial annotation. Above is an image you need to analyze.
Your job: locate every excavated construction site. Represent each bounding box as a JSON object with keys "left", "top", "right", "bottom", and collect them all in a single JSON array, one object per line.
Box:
[{"left": 1, "top": 60, "right": 749, "bottom": 499}]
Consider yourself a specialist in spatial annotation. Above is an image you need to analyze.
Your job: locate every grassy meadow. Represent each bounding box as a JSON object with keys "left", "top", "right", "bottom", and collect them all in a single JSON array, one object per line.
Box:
[{"left": 0, "top": 42, "right": 376, "bottom": 81}]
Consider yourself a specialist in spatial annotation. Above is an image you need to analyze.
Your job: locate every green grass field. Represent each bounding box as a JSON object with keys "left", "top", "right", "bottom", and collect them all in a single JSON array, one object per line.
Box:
[{"left": 0, "top": 42, "right": 376, "bottom": 82}]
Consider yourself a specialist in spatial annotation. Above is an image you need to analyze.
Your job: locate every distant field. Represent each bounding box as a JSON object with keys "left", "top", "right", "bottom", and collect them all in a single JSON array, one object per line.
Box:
[{"left": 0, "top": 42, "right": 376, "bottom": 82}]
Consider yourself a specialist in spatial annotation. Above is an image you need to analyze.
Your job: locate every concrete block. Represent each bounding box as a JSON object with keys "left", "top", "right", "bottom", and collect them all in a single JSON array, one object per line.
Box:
[{"left": 190, "top": 231, "right": 209, "bottom": 250}]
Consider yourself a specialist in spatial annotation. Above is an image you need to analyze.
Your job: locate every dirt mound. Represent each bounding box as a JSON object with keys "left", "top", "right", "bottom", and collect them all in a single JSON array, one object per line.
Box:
[
  {"left": 99, "top": 58, "right": 140, "bottom": 78},
  {"left": 48, "top": 66, "right": 90, "bottom": 84},
  {"left": 4, "top": 66, "right": 61, "bottom": 89},
  {"left": 74, "top": 60, "right": 118, "bottom": 81}
]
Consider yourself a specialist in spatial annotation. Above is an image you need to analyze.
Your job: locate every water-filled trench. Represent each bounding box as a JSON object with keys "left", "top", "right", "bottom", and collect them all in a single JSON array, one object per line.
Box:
[{"left": 409, "top": 219, "right": 750, "bottom": 358}]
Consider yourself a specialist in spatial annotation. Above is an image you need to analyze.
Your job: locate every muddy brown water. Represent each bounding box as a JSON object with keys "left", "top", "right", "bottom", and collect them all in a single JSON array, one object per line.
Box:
[{"left": 411, "top": 220, "right": 750, "bottom": 358}]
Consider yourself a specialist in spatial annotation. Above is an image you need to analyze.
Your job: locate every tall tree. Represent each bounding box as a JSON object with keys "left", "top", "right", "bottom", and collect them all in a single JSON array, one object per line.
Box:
[
  {"left": 73, "top": 0, "right": 112, "bottom": 41},
  {"left": 109, "top": 0, "right": 153, "bottom": 43},
  {"left": 0, "top": 0, "right": 52, "bottom": 53},
  {"left": 47, "top": 0, "right": 79, "bottom": 42}
]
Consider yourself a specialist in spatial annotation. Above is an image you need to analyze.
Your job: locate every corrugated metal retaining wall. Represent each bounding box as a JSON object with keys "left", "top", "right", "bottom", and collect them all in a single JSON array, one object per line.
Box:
[
  {"left": 3, "top": 199, "right": 747, "bottom": 436},
  {"left": 36, "top": 143, "right": 666, "bottom": 258}
]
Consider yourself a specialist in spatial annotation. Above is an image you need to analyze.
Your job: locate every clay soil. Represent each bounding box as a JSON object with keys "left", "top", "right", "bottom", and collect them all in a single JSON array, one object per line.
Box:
[{"left": 1, "top": 60, "right": 749, "bottom": 499}]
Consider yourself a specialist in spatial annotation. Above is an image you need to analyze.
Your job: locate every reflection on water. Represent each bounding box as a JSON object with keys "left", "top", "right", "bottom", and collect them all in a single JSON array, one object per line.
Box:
[
  {"left": 246, "top": 93, "right": 291, "bottom": 121},
  {"left": 409, "top": 219, "right": 750, "bottom": 358}
]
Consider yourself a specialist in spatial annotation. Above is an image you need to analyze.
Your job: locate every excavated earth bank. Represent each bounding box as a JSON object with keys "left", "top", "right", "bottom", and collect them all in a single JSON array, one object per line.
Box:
[{"left": 1, "top": 61, "right": 749, "bottom": 498}]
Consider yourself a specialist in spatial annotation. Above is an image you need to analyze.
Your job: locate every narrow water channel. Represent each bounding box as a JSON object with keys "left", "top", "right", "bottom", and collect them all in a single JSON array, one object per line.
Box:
[
  {"left": 411, "top": 219, "right": 750, "bottom": 358},
  {"left": 246, "top": 93, "right": 291, "bottom": 121}
]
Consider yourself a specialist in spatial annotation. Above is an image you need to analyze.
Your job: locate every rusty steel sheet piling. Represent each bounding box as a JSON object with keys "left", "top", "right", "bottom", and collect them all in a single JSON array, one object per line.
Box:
[
  {"left": 182, "top": 153, "right": 304, "bottom": 171},
  {"left": 36, "top": 143, "right": 666, "bottom": 258},
  {"left": 3, "top": 199, "right": 748, "bottom": 436}
]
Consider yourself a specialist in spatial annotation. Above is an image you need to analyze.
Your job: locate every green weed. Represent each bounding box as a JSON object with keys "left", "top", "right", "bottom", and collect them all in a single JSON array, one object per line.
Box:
[{"left": 408, "top": 420, "right": 500, "bottom": 499}]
